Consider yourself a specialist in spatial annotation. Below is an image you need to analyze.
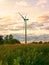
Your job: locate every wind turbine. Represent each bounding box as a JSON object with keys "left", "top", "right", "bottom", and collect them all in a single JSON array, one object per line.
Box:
[{"left": 18, "top": 12, "right": 29, "bottom": 44}]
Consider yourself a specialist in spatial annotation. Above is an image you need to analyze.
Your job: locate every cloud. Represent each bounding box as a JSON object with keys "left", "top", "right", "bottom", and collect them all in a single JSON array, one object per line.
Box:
[
  {"left": 40, "top": 23, "right": 49, "bottom": 30},
  {"left": 15, "top": 1, "right": 28, "bottom": 6},
  {"left": 0, "top": 12, "right": 49, "bottom": 37},
  {"left": 13, "top": 34, "right": 49, "bottom": 42},
  {"left": 37, "top": 13, "right": 49, "bottom": 23},
  {"left": 28, "top": 21, "right": 44, "bottom": 29},
  {"left": 0, "top": 0, "right": 49, "bottom": 42},
  {"left": 0, "top": 15, "right": 24, "bottom": 32},
  {"left": 27, "top": 34, "right": 49, "bottom": 41},
  {"left": 36, "top": 0, "right": 47, "bottom": 7},
  {"left": 27, "top": 18, "right": 49, "bottom": 33},
  {"left": 0, "top": 0, "right": 16, "bottom": 16}
]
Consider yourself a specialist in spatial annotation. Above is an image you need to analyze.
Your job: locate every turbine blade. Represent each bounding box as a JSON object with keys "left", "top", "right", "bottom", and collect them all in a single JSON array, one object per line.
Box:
[{"left": 18, "top": 12, "right": 25, "bottom": 19}]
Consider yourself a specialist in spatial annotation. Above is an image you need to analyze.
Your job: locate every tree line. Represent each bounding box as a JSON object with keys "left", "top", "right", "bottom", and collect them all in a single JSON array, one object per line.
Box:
[
  {"left": 32, "top": 41, "right": 49, "bottom": 44},
  {"left": 0, "top": 34, "right": 20, "bottom": 44}
]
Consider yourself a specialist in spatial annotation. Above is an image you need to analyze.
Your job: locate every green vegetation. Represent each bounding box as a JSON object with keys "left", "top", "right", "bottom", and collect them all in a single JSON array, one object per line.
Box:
[
  {"left": 0, "top": 44, "right": 49, "bottom": 65},
  {"left": 0, "top": 34, "right": 20, "bottom": 44},
  {"left": 32, "top": 41, "right": 49, "bottom": 44},
  {"left": 0, "top": 36, "right": 4, "bottom": 44}
]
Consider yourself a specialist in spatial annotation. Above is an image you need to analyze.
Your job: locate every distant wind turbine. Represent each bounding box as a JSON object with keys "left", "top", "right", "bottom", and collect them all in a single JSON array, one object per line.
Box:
[{"left": 18, "top": 12, "right": 29, "bottom": 44}]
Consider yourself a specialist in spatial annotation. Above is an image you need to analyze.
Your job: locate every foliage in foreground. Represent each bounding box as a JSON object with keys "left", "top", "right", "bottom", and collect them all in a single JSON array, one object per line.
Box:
[{"left": 0, "top": 44, "right": 49, "bottom": 65}]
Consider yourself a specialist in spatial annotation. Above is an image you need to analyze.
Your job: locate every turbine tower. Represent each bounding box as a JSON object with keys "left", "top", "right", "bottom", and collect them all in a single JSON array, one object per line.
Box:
[{"left": 18, "top": 13, "right": 29, "bottom": 44}]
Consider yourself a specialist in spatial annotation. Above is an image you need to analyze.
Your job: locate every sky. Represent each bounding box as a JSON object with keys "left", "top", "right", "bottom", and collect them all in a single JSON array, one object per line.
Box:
[{"left": 0, "top": 0, "right": 49, "bottom": 43}]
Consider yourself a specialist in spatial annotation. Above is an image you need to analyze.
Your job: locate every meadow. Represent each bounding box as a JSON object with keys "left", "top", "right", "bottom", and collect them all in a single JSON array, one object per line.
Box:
[{"left": 0, "top": 44, "right": 49, "bottom": 65}]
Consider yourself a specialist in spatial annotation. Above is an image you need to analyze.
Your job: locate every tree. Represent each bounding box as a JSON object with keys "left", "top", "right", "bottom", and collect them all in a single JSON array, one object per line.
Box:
[
  {"left": 4, "top": 35, "right": 9, "bottom": 44},
  {"left": 4, "top": 34, "right": 21, "bottom": 44},
  {"left": 8, "top": 34, "right": 20, "bottom": 44},
  {"left": 12, "top": 39, "right": 20, "bottom": 44},
  {"left": 4, "top": 35, "right": 9, "bottom": 40},
  {"left": 39, "top": 41, "right": 43, "bottom": 44},
  {"left": 32, "top": 41, "right": 38, "bottom": 44},
  {"left": 0, "top": 35, "right": 3, "bottom": 44},
  {"left": 8, "top": 34, "right": 13, "bottom": 44},
  {"left": 9, "top": 34, "right": 13, "bottom": 40}
]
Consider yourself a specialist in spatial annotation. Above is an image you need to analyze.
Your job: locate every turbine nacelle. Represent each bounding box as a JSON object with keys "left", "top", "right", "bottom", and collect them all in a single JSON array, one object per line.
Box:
[
  {"left": 24, "top": 16, "right": 29, "bottom": 21},
  {"left": 18, "top": 12, "right": 29, "bottom": 21},
  {"left": 24, "top": 18, "right": 29, "bottom": 21}
]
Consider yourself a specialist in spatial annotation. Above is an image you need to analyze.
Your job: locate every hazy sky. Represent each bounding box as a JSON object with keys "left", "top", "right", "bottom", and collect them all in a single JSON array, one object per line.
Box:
[{"left": 0, "top": 0, "right": 49, "bottom": 42}]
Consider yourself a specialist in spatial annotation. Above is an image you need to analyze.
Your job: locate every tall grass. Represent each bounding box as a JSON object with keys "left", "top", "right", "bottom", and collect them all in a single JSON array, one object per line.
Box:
[{"left": 0, "top": 44, "right": 49, "bottom": 65}]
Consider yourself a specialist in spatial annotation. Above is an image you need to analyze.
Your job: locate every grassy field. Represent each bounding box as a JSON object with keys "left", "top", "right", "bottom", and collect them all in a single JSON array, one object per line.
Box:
[{"left": 0, "top": 44, "right": 49, "bottom": 65}]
